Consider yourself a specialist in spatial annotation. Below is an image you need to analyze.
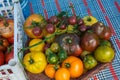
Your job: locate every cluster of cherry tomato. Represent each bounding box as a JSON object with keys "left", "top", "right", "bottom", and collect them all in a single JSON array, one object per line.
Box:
[{"left": 0, "top": 17, "right": 14, "bottom": 66}]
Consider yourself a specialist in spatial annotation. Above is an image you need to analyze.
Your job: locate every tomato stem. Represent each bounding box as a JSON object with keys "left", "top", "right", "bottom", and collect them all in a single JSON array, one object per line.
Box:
[
  {"left": 87, "top": 16, "right": 91, "bottom": 22},
  {"left": 65, "top": 63, "right": 71, "bottom": 68},
  {"left": 29, "top": 58, "right": 34, "bottom": 64},
  {"left": 66, "top": 38, "right": 72, "bottom": 44}
]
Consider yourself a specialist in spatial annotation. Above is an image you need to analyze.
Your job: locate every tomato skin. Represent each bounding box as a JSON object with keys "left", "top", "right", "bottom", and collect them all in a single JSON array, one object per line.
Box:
[
  {"left": 92, "top": 22, "right": 112, "bottom": 40},
  {"left": 62, "top": 56, "right": 83, "bottom": 78},
  {"left": 45, "top": 64, "right": 60, "bottom": 78},
  {"left": 0, "top": 37, "right": 9, "bottom": 51},
  {"left": 5, "top": 46, "right": 14, "bottom": 64},
  {"left": 23, "top": 52, "right": 47, "bottom": 74},
  {"left": 24, "top": 14, "right": 46, "bottom": 38},
  {"left": 8, "top": 36, "right": 14, "bottom": 44},
  {"left": 0, "top": 51, "right": 4, "bottom": 66},
  {"left": 55, "top": 68, "right": 70, "bottom": 80},
  {"left": 55, "top": 33, "right": 82, "bottom": 56},
  {"left": 0, "top": 19, "right": 14, "bottom": 38},
  {"left": 94, "top": 46, "right": 115, "bottom": 63},
  {"left": 29, "top": 39, "right": 45, "bottom": 52},
  {"left": 81, "top": 32, "right": 99, "bottom": 52},
  {"left": 47, "top": 53, "right": 59, "bottom": 64},
  {"left": 83, "top": 55, "right": 97, "bottom": 70},
  {"left": 83, "top": 16, "right": 98, "bottom": 26}
]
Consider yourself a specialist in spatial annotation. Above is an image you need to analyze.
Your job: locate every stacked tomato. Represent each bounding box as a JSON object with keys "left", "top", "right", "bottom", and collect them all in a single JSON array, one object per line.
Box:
[
  {"left": 0, "top": 18, "right": 14, "bottom": 66},
  {"left": 22, "top": 12, "right": 115, "bottom": 80}
]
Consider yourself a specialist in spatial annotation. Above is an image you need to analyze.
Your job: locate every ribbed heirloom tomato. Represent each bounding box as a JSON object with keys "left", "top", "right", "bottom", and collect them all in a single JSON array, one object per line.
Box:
[
  {"left": 62, "top": 56, "right": 83, "bottom": 78},
  {"left": 23, "top": 52, "right": 47, "bottom": 74},
  {"left": 0, "top": 19, "right": 14, "bottom": 38},
  {"left": 24, "top": 14, "right": 46, "bottom": 38}
]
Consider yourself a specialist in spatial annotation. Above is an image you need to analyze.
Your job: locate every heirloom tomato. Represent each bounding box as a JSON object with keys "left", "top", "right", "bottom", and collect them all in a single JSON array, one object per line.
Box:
[
  {"left": 45, "top": 64, "right": 60, "bottom": 78},
  {"left": 94, "top": 46, "right": 115, "bottom": 63},
  {"left": 29, "top": 39, "right": 45, "bottom": 52},
  {"left": 0, "top": 37, "right": 9, "bottom": 51},
  {"left": 24, "top": 14, "right": 46, "bottom": 38},
  {"left": 23, "top": 52, "right": 47, "bottom": 74},
  {"left": 55, "top": 68, "right": 70, "bottom": 80},
  {"left": 0, "top": 51, "right": 4, "bottom": 66},
  {"left": 55, "top": 33, "right": 82, "bottom": 56},
  {"left": 0, "top": 19, "right": 14, "bottom": 38},
  {"left": 62, "top": 56, "right": 83, "bottom": 78}
]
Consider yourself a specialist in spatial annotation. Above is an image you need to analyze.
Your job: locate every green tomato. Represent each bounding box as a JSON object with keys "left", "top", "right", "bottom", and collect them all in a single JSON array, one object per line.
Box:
[
  {"left": 50, "top": 42, "right": 59, "bottom": 53},
  {"left": 94, "top": 46, "right": 115, "bottom": 63},
  {"left": 45, "top": 48, "right": 53, "bottom": 56},
  {"left": 47, "top": 53, "right": 59, "bottom": 64},
  {"left": 100, "top": 40, "right": 111, "bottom": 47},
  {"left": 58, "top": 48, "right": 68, "bottom": 63},
  {"left": 83, "top": 55, "right": 97, "bottom": 70}
]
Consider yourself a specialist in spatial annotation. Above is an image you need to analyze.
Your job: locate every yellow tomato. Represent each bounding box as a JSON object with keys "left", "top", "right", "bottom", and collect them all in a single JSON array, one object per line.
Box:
[
  {"left": 83, "top": 16, "right": 98, "bottom": 26},
  {"left": 29, "top": 39, "right": 45, "bottom": 52},
  {"left": 23, "top": 52, "right": 47, "bottom": 74}
]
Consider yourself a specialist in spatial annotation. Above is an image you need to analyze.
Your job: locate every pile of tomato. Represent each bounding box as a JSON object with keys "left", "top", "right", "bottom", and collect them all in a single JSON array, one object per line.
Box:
[
  {"left": 0, "top": 18, "right": 14, "bottom": 66},
  {"left": 22, "top": 12, "right": 115, "bottom": 80}
]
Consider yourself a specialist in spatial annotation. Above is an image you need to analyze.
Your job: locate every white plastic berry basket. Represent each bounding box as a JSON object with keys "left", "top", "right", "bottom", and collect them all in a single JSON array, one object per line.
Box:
[
  {"left": 0, "top": 0, "right": 14, "bottom": 19},
  {"left": 0, "top": 1, "right": 27, "bottom": 80}
]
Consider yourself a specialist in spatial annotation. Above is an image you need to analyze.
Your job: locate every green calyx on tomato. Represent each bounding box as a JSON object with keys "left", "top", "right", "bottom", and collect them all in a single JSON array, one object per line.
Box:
[
  {"left": 65, "top": 63, "right": 71, "bottom": 68},
  {"left": 29, "top": 58, "right": 34, "bottom": 64},
  {"left": 47, "top": 53, "right": 59, "bottom": 64},
  {"left": 83, "top": 55, "right": 97, "bottom": 70}
]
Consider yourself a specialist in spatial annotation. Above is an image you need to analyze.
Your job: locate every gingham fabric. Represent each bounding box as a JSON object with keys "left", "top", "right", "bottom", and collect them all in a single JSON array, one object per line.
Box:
[{"left": 22, "top": 0, "right": 120, "bottom": 80}]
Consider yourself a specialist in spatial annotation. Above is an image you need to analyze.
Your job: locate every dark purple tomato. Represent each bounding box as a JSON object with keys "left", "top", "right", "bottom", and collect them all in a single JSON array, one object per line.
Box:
[
  {"left": 59, "top": 24, "right": 66, "bottom": 30},
  {"left": 81, "top": 32, "right": 99, "bottom": 52},
  {"left": 68, "top": 16, "right": 77, "bottom": 25},
  {"left": 79, "top": 25, "right": 87, "bottom": 32},
  {"left": 77, "top": 19, "right": 84, "bottom": 26},
  {"left": 92, "top": 22, "right": 112, "bottom": 40},
  {"left": 46, "top": 24, "right": 55, "bottom": 34},
  {"left": 49, "top": 16, "right": 58, "bottom": 24},
  {"left": 32, "top": 27, "right": 42, "bottom": 36}
]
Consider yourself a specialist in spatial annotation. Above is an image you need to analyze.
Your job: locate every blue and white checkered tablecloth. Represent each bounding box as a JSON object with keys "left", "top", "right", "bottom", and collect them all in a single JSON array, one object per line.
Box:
[{"left": 21, "top": 0, "right": 120, "bottom": 80}]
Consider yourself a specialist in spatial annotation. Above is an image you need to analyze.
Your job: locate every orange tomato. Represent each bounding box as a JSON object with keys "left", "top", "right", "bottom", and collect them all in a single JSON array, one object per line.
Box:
[
  {"left": 44, "top": 64, "right": 59, "bottom": 78},
  {"left": 24, "top": 14, "right": 46, "bottom": 38},
  {"left": 55, "top": 68, "right": 70, "bottom": 80},
  {"left": 0, "top": 19, "right": 14, "bottom": 38},
  {"left": 62, "top": 56, "right": 83, "bottom": 78}
]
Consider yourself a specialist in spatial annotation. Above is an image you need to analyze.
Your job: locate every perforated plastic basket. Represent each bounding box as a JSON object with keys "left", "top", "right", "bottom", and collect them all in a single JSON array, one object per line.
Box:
[
  {"left": 0, "top": 1, "right": 27, "bottom": 80},
  {"left": 0, "top": 0, "right": 14, "bottom": 19}
]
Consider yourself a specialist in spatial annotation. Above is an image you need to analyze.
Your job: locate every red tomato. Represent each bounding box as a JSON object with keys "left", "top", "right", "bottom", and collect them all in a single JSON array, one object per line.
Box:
[
  {"left": 0, "top": 19, "right": 14, "bottom": 38},
  {"left": 5, "top": 46, "right": 14, "bottom": 64},
  {"left": 8, "top": 36, "right": 14, "bottom": 44},
  {"left": 0, "top": 37, "right": 9, "bottom": 51},
  {"left": 0, "top": 51, "right": 4, "bottom": 66}
]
